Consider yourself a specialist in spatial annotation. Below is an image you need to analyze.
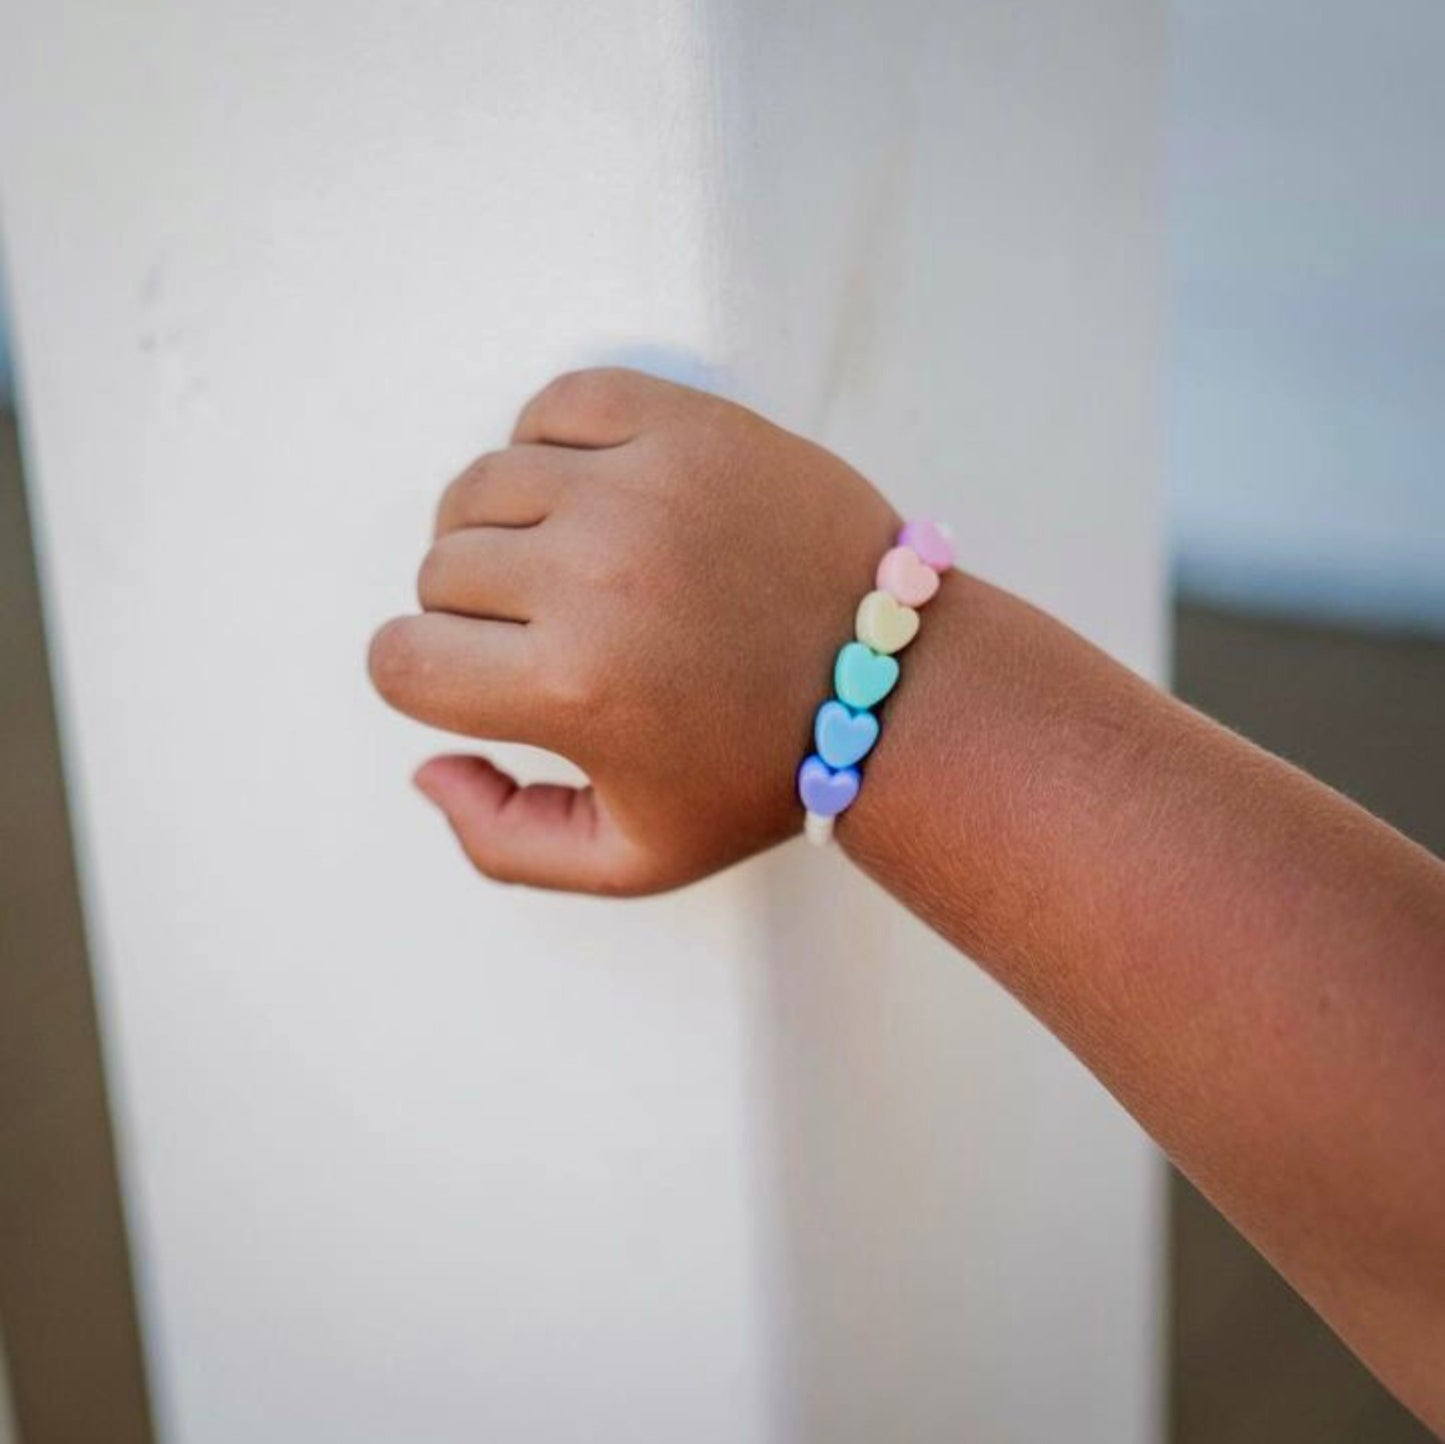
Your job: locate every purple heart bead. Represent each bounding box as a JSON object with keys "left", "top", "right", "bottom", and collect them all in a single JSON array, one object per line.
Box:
[
  {"left": 898, "top": 518, "right": 954, "bottom": 571},
  {"left": 798, "top": 755, "right": 861, "bottom": 818}
]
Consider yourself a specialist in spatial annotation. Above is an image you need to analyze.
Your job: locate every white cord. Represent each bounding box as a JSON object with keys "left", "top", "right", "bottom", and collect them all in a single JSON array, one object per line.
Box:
[{"left": 804, "top": 812, "right": 835, "bottom": 848}]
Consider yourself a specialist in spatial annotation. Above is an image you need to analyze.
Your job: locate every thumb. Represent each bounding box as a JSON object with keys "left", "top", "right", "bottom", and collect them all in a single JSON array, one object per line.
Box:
[{"left": 413, "top": 755, "right": 646, "bottom": 895}]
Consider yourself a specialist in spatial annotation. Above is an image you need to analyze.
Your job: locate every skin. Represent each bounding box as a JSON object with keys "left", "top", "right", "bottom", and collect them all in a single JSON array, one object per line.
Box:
[{"left": 371, "top": 368, "right": 1445, "bottom": 1430}]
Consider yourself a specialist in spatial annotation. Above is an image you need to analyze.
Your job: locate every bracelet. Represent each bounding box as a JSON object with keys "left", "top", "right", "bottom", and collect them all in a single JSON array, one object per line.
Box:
[{"left": 797, "top": 518, "right": 953, "bottom": 846}]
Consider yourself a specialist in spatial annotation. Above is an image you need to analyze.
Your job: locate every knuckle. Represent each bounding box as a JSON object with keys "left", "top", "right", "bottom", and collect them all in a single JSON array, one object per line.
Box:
[
  {"left": 464, "top": 841, "right": 523, "bottom": 887},
  {"left": 464, "top": 449, "right": 505, "bottom": 490},
  {"left": 538, "top": 367, "right": 633, "bottom": 424},
  {"left": 367, "top": 617, "right": 423, "bottom": 700},
  {"left": 537, "top": 648, "right": 603, "bottom": 721},
  {"left": 550, "top": 366, "right": 611, "bottom": 406},
  {"left": 436, "top": 452, "right": 500, "bottom": 533},
  {"left": 414, "top": 546, "right": 444, "bottom": 608},
  {"left": 436, "top": 450, "right": 499, "bottom": 531}
]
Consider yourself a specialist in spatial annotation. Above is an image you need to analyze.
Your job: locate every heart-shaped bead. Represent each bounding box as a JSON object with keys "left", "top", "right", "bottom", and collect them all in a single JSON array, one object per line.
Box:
[
  {"left": 856, "top": 590, "right": 920, "bottom": 656},
  {"left": 797, "top": 755, "right": 860, "bottom": 817},
  {"left": 876, "top": 546, "right": 940, "bottom": 607},
  {"left": 898, "top": 518, "right": 954, "bottom": 572},
  {"left": 814, "top": 700, "right": 880, "bottom": 769},
  {"left": 834, "top": 641, "right": 899, "bottom": 710}
]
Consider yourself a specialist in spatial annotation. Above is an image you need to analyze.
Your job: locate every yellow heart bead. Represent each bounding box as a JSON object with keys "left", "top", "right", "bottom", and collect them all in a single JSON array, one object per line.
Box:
[{"left": 855, "top": 589, "right": 920, "bottom": 655}]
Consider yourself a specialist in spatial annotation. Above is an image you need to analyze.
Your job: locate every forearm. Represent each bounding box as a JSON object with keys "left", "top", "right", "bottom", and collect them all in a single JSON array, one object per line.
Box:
[{"left": 841, "top": 570, "right": 1445, "bottom": 1425}]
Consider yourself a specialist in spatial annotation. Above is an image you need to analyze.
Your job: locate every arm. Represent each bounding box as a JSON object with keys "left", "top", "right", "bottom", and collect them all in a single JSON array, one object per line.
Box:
[
  {"left": 844, "top": 571, "right": 1445, "bottom": 1427},
  {"left": 370, "top": 369, "right": 1445, "bottom": 1428}
]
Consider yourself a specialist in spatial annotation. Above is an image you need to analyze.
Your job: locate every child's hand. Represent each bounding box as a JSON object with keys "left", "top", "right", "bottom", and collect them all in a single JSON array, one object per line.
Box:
[{"left": 369, "top": 368, "right": 900, "bottom": 894}]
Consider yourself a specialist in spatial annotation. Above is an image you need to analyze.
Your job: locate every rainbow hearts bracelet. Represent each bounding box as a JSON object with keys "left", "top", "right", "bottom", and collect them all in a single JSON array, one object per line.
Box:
[{"left": 797, "top": 519, "right": 953, "bottom": 846}]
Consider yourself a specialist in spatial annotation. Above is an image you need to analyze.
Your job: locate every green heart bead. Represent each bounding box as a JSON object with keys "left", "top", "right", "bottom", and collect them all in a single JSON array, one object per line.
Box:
[{"left": 834, "top": 641, "right": 899, "bottom": 711}]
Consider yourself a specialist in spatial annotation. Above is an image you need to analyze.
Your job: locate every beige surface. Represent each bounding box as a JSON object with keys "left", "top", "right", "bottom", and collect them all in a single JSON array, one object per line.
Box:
[
  {"left": 1171, "top": 604, "right": 1442, "bottom": 1444},
  {"left": 0, "top": 407, "right": 155, "bottom": 1443},
  {"left": 0, "top": 1332, "right": 18, "bottom": 1444}
]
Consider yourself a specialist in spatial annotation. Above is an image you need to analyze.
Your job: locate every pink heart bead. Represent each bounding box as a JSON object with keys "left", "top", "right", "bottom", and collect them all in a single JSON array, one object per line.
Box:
[
  {"left": 876, "top": 546, "right": 940, "bottom": 607},
  {"left": 898, "top": 518, "right": 954, "bottom": 572}
]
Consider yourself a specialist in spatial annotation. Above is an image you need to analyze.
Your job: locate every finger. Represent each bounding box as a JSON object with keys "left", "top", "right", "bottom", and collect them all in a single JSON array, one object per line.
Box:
[
  {"left": 417, "top": 527, "right": 547, "bottom": 622},
  {"left": 434, "top": 444, "right": 584, "bottom": 538},
  {"left": 369, "top": 612, "right": 540, "bottom": 742},
  {"left": 511, "top": 367, "right": 661, "bottom": 448},
  {"left": 414, "top": 754, "right": 646, "bottom": 895}
]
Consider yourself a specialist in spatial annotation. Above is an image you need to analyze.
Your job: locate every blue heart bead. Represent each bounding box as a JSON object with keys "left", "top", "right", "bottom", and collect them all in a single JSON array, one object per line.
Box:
[
  {"left": 834, "top": 642, "right": 899, "bottom": 711},
  {"left": 797, "top": 755, "right": 860, "bottom": 817},
  {"left": 814, "top": 700, "right": 879, "bottom": 769}
]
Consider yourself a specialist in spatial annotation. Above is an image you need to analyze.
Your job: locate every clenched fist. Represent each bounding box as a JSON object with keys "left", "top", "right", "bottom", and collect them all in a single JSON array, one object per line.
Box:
[{"left": 369, "top": 368, "right": 900, "bottom": 894}]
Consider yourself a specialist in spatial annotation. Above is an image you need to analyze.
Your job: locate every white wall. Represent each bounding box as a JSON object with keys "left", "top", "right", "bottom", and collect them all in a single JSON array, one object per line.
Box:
[{"left": 0, "top": 3, "right": 1164, "bottom": 1441}]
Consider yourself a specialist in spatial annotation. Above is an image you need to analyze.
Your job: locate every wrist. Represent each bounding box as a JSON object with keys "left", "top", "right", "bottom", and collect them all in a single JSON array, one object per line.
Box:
[{"left": 833, "top": 569, "right": 1159, "bottom": 972}]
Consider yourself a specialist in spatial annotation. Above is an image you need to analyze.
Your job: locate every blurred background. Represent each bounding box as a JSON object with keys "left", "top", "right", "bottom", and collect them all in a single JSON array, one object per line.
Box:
[
  {"left": 1167, "top": 6, "right": 1442, "bottom": 1438},
  {"left": 1, "top": 0, "right": 1441, "bottom": 1440}
]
